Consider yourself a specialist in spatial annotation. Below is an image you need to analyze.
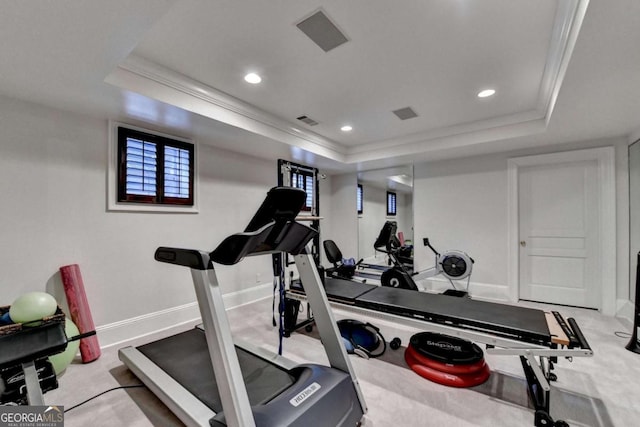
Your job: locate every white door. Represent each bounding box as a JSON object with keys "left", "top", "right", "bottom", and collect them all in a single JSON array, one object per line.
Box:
[{"left": 518, "top": 160, "right": 600, "bottom": 309}]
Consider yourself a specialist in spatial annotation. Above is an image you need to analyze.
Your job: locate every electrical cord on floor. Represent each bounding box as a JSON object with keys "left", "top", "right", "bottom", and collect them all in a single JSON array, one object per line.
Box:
[
  {"left": 64, "top": 384, "right": 145, "bottom": 413},
  {"left": 614, "top": 330, "right": 640, "bottom": 345}
]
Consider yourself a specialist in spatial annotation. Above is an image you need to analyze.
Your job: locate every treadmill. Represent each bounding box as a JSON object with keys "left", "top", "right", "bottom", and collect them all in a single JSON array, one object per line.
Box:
[{"left": 119, "top": 187, "right": 367, "bottom": 427}]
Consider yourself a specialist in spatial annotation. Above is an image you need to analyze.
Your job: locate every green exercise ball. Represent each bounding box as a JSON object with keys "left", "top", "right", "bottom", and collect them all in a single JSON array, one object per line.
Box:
[
  {"left": 9, "top": 292, "right": 57, "bottom": 324},
  {"left": 49, "top": 318, "right": 80, "bottom": 375}
]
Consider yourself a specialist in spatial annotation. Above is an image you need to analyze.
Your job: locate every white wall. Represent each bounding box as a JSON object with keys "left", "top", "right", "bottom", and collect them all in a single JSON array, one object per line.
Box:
[
  {"left": 358, "top": 184, "right": 386, "bottom": 260},
  {"left": 413, "top": 136, "right": 631, "bottom": 316},
  {"left": 324, "top": 173, "right": 358, "bottom": 264},
  {"left": 318, "top": 173, "right": 333, "bottom": 266},
  {"left": 0, "top": 95, "right": 292, "bottom": 343},
  {"left": 397, "top": 191, "right": 413, "bottom": 245},
  {"left": 630, "top": 141, "right": 640, "bottom": 304},
  {"left": 3, "top": 90, "right": 633, "bottom": 346},
  {"left": 414, "top": 156, "right": 509, "bottom": 295}
]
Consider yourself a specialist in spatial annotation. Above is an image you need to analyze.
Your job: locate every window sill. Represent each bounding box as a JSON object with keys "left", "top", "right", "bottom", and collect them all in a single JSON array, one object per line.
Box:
[{"left": 107, "top": 200, "right": 199, "bottom": 214}]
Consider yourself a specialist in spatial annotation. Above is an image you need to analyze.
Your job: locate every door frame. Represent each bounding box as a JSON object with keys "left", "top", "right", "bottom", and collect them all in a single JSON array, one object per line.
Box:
[{"left": 507, "top": 147, "right": 616, "bottom": 315}]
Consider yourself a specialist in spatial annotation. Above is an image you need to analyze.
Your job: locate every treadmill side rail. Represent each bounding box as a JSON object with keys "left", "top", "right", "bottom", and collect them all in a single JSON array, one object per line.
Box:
[
  {"left": 294, "top": 250, "right": 368, "bottom": 416},
  {"left": 119, "top": 346, "right": 214, "bottom": 427},
  {"left": 190, "top": 252, "right": 257, "bottom": 427},
  {"left": 211, "top": 364, "right": 363, "bottom": 427}
]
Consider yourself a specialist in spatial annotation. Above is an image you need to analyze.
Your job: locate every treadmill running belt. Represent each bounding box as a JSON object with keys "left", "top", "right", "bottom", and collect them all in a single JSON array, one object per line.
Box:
[
  {"left": 137, "top": 328, "right": 295, "bottom": 413},
  {"left": 355, "top": 287, "right": 551, "bottom": 345}
]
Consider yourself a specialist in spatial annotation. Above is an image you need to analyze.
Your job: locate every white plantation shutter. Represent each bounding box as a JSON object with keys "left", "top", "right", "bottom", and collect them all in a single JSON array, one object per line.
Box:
[
  {"left": 291, "top": 170, "right": 314, "bottom": 210},
  {"left": 125, "top": 138, "right": 157, "bottom": 196},
  {"left": 118, "top": 126, "right": 194, "bottom": 206},
  {"left": 164, "top": 146, "right": 190, "bottom": 199},
  {"left": 304, "top": 174, "right": 314, "bottom": 209},
  {"left": 387, "top": 191, "right": 397, "bottom": 216}
]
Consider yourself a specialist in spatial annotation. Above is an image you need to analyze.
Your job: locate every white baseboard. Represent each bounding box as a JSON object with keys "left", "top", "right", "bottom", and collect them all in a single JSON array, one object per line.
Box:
[
  {"left": 362, "top": 254, "right": 387, "bottom": 264},
  {"left": 97, "top": 282, "right": 273, "bottom": 349},
  {"left": 616, "top": 299, "right": 634, "bottom": 328},
  {"left": 417, "top": 277, "right": 510, "bottom": 303}
]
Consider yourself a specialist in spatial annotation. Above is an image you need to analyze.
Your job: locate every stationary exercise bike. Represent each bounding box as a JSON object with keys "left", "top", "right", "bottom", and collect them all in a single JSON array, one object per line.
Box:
[
  {"left": 380, "top": 233, "right": 474, "bottom": 296},
  {"left": 322, "top": 240, "right": 369, "bottom": 283}
]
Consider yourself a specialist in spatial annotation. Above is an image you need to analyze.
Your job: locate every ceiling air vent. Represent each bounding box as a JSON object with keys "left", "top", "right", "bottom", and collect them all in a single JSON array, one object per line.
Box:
[
  {"left": 392, "top": 107, "right": 418, "bottom": 120},
  {"left": 297, "top": 115, "right": 319, "bottom": 126},
  {"left": 296, "top": 10, "right": 348, "bottom": 52}
]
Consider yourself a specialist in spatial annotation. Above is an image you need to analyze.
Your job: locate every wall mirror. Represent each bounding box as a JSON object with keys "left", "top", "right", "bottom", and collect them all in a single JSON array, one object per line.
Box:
[{"left": 357, "top": 165, "right": 413, "bottom": 264}]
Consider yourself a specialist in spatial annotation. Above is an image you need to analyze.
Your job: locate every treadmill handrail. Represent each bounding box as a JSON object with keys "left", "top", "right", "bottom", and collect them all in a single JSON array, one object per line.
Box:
[
  {"left": 210, "top": 220, "right": 317, "bottom": 265},
  {"left": 155, "top": 221, "right": 317, "bottom": 269},
  {"left": 155, "top": 247, "right": 211, "bottom": 270},
  {"left": 243, "top": 187, "right": 306, "bottom": 232}
]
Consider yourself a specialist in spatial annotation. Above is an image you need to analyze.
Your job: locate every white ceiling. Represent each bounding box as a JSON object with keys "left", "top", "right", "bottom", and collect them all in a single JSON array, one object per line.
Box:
[{"left": 1, "top": 0, "right": 639, "bottom": 174}]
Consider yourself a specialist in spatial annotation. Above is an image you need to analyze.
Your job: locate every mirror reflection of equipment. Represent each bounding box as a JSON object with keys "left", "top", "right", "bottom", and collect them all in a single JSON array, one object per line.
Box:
[
  {"left": 376, "top": 221, "right": 474, "bottom": 295},
  {"left": 418, "top": 238, "right": 474, "bottom": 296}
]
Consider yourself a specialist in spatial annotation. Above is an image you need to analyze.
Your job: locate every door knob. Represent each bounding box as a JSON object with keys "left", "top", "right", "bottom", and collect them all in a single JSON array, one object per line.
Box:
[{"left": 520, "top": 241, "right": 526, "bottom": 247}]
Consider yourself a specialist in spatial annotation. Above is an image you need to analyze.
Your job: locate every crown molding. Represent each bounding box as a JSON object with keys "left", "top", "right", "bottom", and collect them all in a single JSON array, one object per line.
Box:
[
  {"left": 628, "top": 127, "right": 640, "bottom": 145},
  {"left": 348, "top": 109, "right": 544, "bottom": 155},
  {"left": 105, "top": 0, "right": 588, "bottom": 165},
  {"left": 345, "top": 116, "right": 548, "bottom": 163},
  {"left": 346, "top": 0, "right": 588, "bottom": 162},
  {"left": 105, "top": 55, "right": 347, "bottom": 162},
  {"left": 538, "top": 0, "right": 590, "bottom": 123}
]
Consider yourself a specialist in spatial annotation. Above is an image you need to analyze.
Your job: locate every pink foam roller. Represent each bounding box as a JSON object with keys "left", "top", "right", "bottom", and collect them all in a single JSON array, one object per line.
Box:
[{"left": 60, "top": 264, "right": 101, "bottom": 363}]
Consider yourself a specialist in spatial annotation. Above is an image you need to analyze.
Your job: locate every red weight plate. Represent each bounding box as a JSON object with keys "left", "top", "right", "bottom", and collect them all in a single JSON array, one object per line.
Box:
[
  {"left": 406, "top": 344, "right": 487, "bottom": 375},
  {"left": 405, "top": 347, "right": 490, "bottom": 388}
]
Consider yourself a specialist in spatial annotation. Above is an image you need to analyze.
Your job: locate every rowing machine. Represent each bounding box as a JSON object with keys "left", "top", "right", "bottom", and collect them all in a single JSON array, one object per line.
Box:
[{"left": 381, "top": 238, "right": 474, "bottom": 295}]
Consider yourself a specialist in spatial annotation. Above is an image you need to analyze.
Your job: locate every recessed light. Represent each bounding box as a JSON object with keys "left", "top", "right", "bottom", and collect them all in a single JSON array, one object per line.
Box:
[
  {"left": 341, "top": 125, "right": 353, "bottom": 132},
  {"left": 244, "top": 73, "right": 262, "bottom": 84},
  {"left": 477, "top": 89, "right": 496, "bottom": 98}
]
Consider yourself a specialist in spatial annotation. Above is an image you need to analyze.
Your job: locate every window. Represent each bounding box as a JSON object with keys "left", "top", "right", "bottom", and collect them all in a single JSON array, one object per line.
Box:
[
  {"left": 357, "top": 184, "right": 363, "bottom": 214},
  {"left": 387, "top": 191, "right": 397, "bottom": 216},
  {"left": 117, "top": 126, "right": 194, "bottom": 206},
  {"left": 277, "top": 159, "right": 318, "bottom": 215},
  {"left": 290, "top": 169, "right": 314, "bottom": 212}
]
